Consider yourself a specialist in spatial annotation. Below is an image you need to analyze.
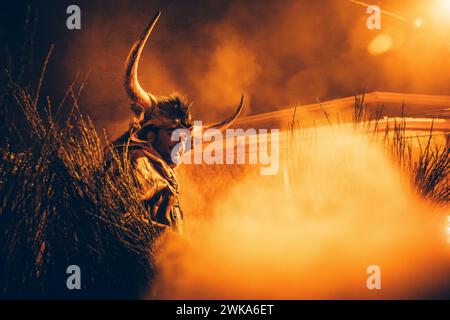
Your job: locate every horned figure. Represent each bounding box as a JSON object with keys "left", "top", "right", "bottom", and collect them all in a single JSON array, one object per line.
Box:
[{"left": 108, "top": 11, "right": 244, "bottom": 234}]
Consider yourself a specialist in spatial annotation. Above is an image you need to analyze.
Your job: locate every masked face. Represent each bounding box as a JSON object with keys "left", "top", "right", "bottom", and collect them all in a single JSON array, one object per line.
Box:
[
  {"left": 124, "top": 13, "right": 244, "bottom": 167},
  {"left": 151, "top": 127, "right": 189, "bottom": 168}
]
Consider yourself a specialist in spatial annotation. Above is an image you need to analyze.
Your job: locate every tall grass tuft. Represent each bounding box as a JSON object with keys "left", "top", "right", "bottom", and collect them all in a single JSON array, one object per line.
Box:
[
  {"left": 0, "top": 50, "right": 158, "bottom": 298},
  {"left": 288, "top": 93, "right": 449, "bottom": 204}
]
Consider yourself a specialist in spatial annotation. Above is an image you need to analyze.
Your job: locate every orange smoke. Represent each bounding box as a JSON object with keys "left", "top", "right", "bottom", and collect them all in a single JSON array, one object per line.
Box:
[
  {"left": 52, "top": 0, "right": 449, "bottom": 140},
  {"left": 150, "top": 128, "right": 449, "bottom": 299}
]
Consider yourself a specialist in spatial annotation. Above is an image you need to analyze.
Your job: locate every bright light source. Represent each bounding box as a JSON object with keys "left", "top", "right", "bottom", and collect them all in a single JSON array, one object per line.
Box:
[
  {"left": 432, "top": 0, "right": 450, "bottom": 22},
  {"left": 446, "top": 215, "right": 450, "bottom": 244},
  {"left": 438, "top": 0, "right": 450, "bottom": 12}
]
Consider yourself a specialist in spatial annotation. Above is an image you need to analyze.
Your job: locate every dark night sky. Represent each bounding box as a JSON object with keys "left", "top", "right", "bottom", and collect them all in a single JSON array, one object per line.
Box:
[{"left": 1, "top": 0, "right": 449, "bottom": 138}]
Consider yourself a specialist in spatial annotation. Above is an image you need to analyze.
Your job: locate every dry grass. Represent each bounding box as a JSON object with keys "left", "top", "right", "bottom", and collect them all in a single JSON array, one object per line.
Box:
[
  {"left": 289, "top": 93, "right": 449, "bottom": 204},
  {"left": 0, "top": 49, "right": 159, "bottom": 298}
]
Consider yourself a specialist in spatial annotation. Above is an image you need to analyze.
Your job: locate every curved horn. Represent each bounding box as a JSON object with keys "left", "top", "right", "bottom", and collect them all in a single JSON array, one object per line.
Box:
[
  {"left": 203, "top": 95, "right": 244, "bottom": 131},
  {"left": 124, "top": 11, "right": 161, "bottom": 111}
]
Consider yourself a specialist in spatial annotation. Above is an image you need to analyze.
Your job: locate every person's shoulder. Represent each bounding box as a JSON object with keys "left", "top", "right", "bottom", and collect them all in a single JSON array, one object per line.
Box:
[
  {"left": 129, "top": 148, "right": 158, "bottom": 172},
  {"left": 128, "top": 147, "right": 148, "bottom": 161}
]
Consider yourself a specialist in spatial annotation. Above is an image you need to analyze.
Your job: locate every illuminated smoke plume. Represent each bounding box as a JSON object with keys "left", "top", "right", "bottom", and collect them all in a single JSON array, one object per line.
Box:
[
  {"left": 150, "top": 129, "right": 449, "bottom": 299},
  {"left": 47, "top": 0, "right": 450, "bottom": 138}
]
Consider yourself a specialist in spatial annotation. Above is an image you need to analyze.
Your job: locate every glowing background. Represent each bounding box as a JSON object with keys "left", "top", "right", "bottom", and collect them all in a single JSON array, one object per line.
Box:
[
  {"left": 152, "top": 128, "right": 450, "bottom": 299},
  {"left": 2, "top": 0, "right": 449, "bottom": 299},
  {"left": 2, "top": 0, "right": 449, "bottom": 137}
]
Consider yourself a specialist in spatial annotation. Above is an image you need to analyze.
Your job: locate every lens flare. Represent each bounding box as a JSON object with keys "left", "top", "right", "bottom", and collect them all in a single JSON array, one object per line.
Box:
[
  {"left": 368, "top": 34, "right": 393, "bottom": 55},
  {"left": 414, "top": 18, "right": 423, "bottom": 28}
]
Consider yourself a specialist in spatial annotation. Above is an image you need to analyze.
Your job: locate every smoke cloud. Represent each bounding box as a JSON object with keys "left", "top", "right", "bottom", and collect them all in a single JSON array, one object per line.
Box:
[{"left": 150, "top": 129, "right": 450, "bottom": 299}]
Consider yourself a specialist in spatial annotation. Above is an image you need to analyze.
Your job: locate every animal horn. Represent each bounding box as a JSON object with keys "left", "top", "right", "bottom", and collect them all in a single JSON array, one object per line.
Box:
[
  {"left": 203, "top": 95, "right": 245, "bottom": 131},
  {"left": 124, "top": 11, "right": 161, "bottom": 112}
]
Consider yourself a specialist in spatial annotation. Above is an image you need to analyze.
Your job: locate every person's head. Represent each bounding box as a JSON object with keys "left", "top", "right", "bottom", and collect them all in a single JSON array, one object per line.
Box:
[
  {"left": 131, "top": 95, "right": 193, "bottom": 168},
  {"left": 122, "top": 11, "right": 244, "bottom": 167},
  {"left": 146, "top": 126, "right": 189, "bottom": 168}
]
